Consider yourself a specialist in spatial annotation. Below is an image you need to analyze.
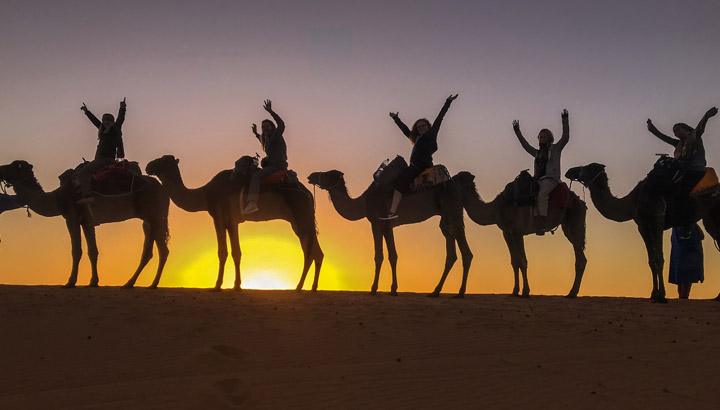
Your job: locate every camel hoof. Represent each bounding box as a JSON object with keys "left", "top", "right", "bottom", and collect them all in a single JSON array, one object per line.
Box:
[
  {"left": 62, "top": 283, "right": 76, "bottom": 289},
  {"left": 295, "top": 287, "right": 303, "bottom": 292},
  {"left": 87, "top": 283, "right": 99, "bottom": 288},
  {"left": 652, "top": 296, "right": 669, "bottom": 304},
  {"left": 520, "top": 294, "right": 531, "bottom": 299},
  {"left": 121, "top": 283, "right": 134, "bottom": 289},
  {"left": 508, "top": 293, "right": 520, "bottom": 298},
  {"left": 233, "top": 286, "right": 242, "bottom": 292},
  {"left": 565, "top": 293, "right": 578, "bottom": 299},
  {"left": 388, "top": 291, "right": 398, "bottom": 297},
  {"left": 452, "top": 294, "right": 465, "bottom": 299},
  {"left": 209, "top": 287, "right": 222, "bottom": 293},
  {"left": 147, "top": 284, "right": 158, "bottom": 290},
  {"left": 427, "top": 292, "right": 440, "bottom": 298}
]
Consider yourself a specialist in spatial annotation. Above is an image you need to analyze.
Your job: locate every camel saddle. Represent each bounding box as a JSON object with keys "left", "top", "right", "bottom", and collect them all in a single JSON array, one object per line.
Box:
[
  {"left": 373, "top": 156, "right": 450, "bottom": 192},
  {"left": 410, "top": 165, "right": 451, "bottom": 191},
  {"left": 690, "top": 167, "right": 720, "bottom": 196},
  {"left": 506, "top": 171, "right": 574, "bottom": 209},
  {"left": 61, "top": 160, "right": 143, "bottom": 196}
]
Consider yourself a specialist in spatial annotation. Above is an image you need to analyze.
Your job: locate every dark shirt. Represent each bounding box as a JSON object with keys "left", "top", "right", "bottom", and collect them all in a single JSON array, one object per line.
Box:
[
  {"left": 85, "top": 107, "right": 125, "bottom": 160},
  {"left": 648, "top": 113, "right": 711, "bottom": 172},
  {"left": 393, "top": 98, "right": 453, "bottom": 170},
  {"left": 259, "top": 111, "right": 288, "bottom": 169}
]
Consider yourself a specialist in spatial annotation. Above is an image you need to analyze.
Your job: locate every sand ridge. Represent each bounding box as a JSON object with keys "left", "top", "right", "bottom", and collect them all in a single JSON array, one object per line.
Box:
[{"left": 1, "top": 285, "right": 719, "bottom": 409}]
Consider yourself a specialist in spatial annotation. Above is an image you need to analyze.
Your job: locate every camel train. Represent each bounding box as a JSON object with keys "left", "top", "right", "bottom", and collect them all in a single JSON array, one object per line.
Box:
[{"left": 1, "top": 98, "right": 718, "bottom": 302}]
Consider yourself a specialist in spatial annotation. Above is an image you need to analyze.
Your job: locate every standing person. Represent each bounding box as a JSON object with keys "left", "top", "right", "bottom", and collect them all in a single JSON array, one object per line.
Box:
[
  {"left": 647, "top": 106, "right": 718, "bottom": 238},
  {"left": 77, "top": 98, "right": 127, "bottom": 203},
  {"left": 512, "top": 109, "right": 570, "bottom": 234},
  {"left": 382, "top": 94, "right": 459, "bottom": 220},
  {"left": 669, "top": 224, "right": 704, "bottom": 299},
  {"left": 243, "top": 99, "right": 288, "bottom": 214}
]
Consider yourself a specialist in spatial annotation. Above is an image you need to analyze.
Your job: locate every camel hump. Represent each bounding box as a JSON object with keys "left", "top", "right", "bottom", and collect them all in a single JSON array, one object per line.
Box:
[
  {"left": 690, "top": 167, "right": 720, "bottom": 196},
  {"left": 411, "top": 164, "right": 451, "bottom": 192}
]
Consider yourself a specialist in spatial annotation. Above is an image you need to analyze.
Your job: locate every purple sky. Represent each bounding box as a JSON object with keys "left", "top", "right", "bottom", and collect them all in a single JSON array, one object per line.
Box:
[{"left": 1, "top": 0, "right": 719, "bottom": 296}]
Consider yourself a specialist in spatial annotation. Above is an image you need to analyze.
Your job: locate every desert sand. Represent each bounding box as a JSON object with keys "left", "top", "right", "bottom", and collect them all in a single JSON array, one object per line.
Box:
[{"left": 1, "top": 285, "right": 719, "bottom": 409}]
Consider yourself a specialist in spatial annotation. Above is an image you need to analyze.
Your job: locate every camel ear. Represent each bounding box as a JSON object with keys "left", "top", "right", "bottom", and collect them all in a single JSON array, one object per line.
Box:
[
  {"left": 15, "top": 162, "right": 23, "bottom": 170},
  {"left": 175, "top": 158, "right": 180, "bottom": 164}
]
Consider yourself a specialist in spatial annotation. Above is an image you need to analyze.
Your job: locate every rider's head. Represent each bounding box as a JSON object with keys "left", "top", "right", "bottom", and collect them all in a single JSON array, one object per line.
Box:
[
  {"left": 411, "top": 118, "right": 432, "bottom": 142},
  {"left": 261, "top": 119, "right": 275, "bottom": 136},
  {"left": 673, "top": 123, "right": 693, "bottom": 139},
  {"left": 538, "top": 128, "right": 554, "bottom": 145},
  {"left": 101, "top": 113, "right": 115, "bottom": 129}
]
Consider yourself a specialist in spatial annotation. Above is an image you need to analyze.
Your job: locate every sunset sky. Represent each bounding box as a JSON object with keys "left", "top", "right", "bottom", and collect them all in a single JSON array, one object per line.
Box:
[{"left": 1, "top": 0, "right": 719, "bottom": 297}]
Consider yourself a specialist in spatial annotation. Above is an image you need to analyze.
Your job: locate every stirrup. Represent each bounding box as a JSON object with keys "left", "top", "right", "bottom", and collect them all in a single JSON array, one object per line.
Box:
[
  {"left": 242, "top": 201, "right": 258, "bottom": 215},
  {"left": 379, "top": 213, "right": 398, "bottom": 220}
]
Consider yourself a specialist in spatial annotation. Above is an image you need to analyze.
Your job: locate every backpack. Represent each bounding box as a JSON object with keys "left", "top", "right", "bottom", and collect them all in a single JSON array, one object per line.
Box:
[
  {"left": 512, "top": 170, "right": 538, "bottom": 206},
  {"left": 373, "top": 155, "right": 408, "bottom": 190}
]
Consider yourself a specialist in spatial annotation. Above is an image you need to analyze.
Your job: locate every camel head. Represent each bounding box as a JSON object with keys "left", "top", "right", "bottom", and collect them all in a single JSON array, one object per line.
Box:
[
  {"left": 307, "top": 170, "right": 344, "bottom": 190},
  {"left": 146, "top": 155, "right": 180, "bottom": 180},
  {"left": 565, "top": 163, "right": 606, "bottom": 186},
  {"left": 0, "top": 160, "right": 37, "bottom": 187}
]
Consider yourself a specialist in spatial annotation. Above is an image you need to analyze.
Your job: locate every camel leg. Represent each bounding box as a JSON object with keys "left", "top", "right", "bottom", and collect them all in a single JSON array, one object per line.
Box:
[
  {"left": 562, "top": 212, "right": 587, "bottom": 298},
  {"left": 227, "top": 223, "right": 242, "bottom": 291},
  {"left": 512, "top": 232, "right": 530, "bottom": 297},
  {"left": 502, "top": 230, "right": 521, "bottom": 296},
  {"left": 637, "top": 223, "right": 667, "bottom": 303},
  {"left": 148, "top": 222, "right": 170, "bottom": 289},
  {"left": 123, "top": 221, "right": 154, "bottom": 289},
  {"left": 429, "top": 234, "right": 458, "bottom": 298},
  {"left": 701, "top": 210, "right": 720, "bottom": 300},
  {"left": 383, "top": 225, "right": 399, "bottom": 296},
  {"left": 64, "top": 220, "right": 83, "bottom": 288},
  {"left": 293, "top": 222, "right": 314, "bottom": 292},
  {"left": 211, "top": 219, "right": 228, "bottom": 291},
  {"left": 454, "top": 232, "right": 473, "bottom": 298},
  {"left": 310, "top": 235, "right": 324, "bottom": 292},
  {"left": 81, "top": 224, "right": 100, "bottom": 287},
  {"left": 370, "top": 223, "right": 384, "bottom": 295}
]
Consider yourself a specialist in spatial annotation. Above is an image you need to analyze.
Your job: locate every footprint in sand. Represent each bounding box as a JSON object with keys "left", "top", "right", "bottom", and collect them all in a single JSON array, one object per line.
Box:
[
  {"left": 213, "top": 378, "right": 251, "bottom": 407},
  {"left": 211, "top": 344, "right": 246, "bottom": 360}
]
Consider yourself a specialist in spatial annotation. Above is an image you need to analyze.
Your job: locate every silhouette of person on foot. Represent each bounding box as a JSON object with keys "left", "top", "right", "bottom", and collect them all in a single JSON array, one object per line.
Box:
[
  {"left": 243, "top": 99, "right": 288, "bottom": 214},
  {"left": 381, "top": 94, "right": 458, "bottom": 220},
  {"left": 77, "top": 98, "right": 127, "bottom": 203},
  {"left": 647, "top": 106, "right": 718, "bottom": 238},
  {"left": 512, "top": 109, "right": 570, "bottom": 235}
]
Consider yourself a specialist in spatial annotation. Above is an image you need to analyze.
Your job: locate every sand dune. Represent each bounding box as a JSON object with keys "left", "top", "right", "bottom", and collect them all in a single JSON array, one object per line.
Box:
[{"left": 1, "top": 286, "right": 719, "bottom": 409}]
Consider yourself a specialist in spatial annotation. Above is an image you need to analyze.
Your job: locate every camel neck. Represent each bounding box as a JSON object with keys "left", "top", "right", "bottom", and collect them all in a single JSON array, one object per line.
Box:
[
  {"left": 160, "top": 166, "right": 208, "bottom": 212},
  {"left": 462, "top": 187, "right": 499, "bottom": 226},
  {"left": 12, "top": 180, "right": 61, "bottom": 217},
  {"left": 587, "top": 173, "right": 640, "bottom": 222},
  {"left": 327, "top": 181, "right": 366, "bottom": 221}
]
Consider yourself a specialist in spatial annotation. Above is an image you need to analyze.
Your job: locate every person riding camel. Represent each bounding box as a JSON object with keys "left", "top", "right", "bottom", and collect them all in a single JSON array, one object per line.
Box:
[
  {"left": 381, "top": 94, "right": 459, "bottom": 220},
  {"left": 242, "top": 99, "right": 288, "bottom": 215},
  {"left": 646, "top": 106, "right": 718, "bottom": 238},
  {"left": 512, "top": 109, "right": 570, "bottom": 235},
  {"left": 77, "top": 98, "right": 126, "bottom": 203}
]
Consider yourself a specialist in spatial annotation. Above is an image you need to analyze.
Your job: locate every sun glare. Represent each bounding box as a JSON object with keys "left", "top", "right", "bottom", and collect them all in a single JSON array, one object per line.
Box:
[{"left": 169, "top": 232, "right": 347, "bottom": 290}]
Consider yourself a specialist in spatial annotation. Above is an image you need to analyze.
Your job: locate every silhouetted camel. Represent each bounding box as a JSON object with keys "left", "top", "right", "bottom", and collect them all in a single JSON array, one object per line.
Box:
[
  {"left": 453, "top": 172, "right": 587, "bottom": 297},
  {"left": 0, "top": 160, "right": 170, "bottom": 288},
  {"left": 146, "top": 155, "right": 323, "bottom": 291},
  {"left": 566, "top": 163, "right": 720, "bottom": 303},
  {"left": 308, "top": 170, "right": 472, "bottom": 297}
]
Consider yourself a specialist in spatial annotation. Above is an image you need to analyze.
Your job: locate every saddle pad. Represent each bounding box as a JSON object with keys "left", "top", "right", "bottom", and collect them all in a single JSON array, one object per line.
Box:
[
  {"left": 549, "top": 182, "right": 574, "bottom": 209},
  {"left": 92, "top": 160, "right": 141, "bottom": 183},
  {"left": 411, "top": 165, "right": 451, "bottom": 191},
  {"left": 261, "top": 170, "right": 290, "bottom": 185},
  {"left": 690, "top": 167, "right": 720, "bottom": 195}
]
